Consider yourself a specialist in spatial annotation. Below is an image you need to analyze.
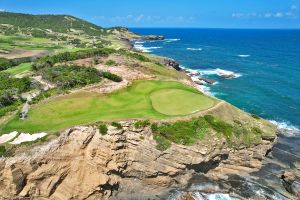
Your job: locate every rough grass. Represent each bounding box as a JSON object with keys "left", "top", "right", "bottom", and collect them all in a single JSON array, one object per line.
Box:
[
  {"left": 152, "top": 115, "right": 267, "bottom": 151},
  {"left": 151, "top": 89, "right": 215, "bottom": 116},
  {"left": 1, "top": 80, "right": 216, "bottom": 134}
]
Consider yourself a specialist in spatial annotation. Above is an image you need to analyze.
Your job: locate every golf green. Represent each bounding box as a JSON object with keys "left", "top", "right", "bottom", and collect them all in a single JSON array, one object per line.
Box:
[
  {"left": 150, "top": 89, "right": 215, "bottom": 116},
  {"left": 1, "top": 80, "right": 216, "bottom": 134}
]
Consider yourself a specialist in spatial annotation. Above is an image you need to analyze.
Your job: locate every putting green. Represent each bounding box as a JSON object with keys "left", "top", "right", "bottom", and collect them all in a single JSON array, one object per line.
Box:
[
  {"left": 1, "top": 80, "right": 216, "bottom": 134},
  {"left": 150, "top": 89, "right": 215, "bottom": 116}
]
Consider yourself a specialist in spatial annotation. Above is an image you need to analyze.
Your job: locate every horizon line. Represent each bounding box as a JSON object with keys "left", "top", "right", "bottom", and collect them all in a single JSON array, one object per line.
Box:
[{"left": 127, "top": 27, "right": 300, "bottom": 30}]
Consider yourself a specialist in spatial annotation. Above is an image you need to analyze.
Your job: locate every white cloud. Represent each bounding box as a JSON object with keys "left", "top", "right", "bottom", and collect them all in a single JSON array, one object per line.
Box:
[
  {"left": 92, "top": 14, "right": 195, "bottom": 24},
  {"left": 291, "top": 5, "right": 298, "bottom": 10},
  {"left": 274, "top": 12, "right": 283, "bottom": 18},
  {"left": 232, "top": 4, "right": 299, "bottom": 19},
  {"left": 0, "top": 9, "right": 5, "bottom": 12},
  {"left": 135, "top": 14, "right": 144, "bottom": 22}
]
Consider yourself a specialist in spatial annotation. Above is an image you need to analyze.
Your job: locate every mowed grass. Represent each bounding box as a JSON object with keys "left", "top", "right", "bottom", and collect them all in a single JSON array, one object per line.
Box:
[
  {"left": 4, "top": 63, "right": 32, "bottom": 75},
  {"left": 150, "top": 89, "right": 215, "bottom": 116},
  {"left": 1, "top": 80, "right": 216, "bottom": 133}
]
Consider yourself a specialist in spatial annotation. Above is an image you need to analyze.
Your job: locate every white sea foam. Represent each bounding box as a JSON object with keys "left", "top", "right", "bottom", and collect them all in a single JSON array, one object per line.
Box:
[
  {"left": 238, "top": 54, "right": 250, "bottom": 58},
  {"left": 134, "top": 41, "right": 145, "bottom": 44},
  {"left": 164, "top": 38, "right": 180, "bottom": 43},
  {"left": 133, "top": 44, "right": 162, "bottom": 53},
  {"left": 10, "top": 132, "right": 47, "bottom": 145},
  {"left": 187, "top": 48, "right": 203, "bottom": 51},
  {"left": 269, "top": 120, "right": 299, "bottom": 132},
  {"left": 200, "top": 68, "right": 242, "bottom": 78}
]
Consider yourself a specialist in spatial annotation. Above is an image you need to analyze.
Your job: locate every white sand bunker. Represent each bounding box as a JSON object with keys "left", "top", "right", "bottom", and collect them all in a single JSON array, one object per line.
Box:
[
  {"left": 10, "top": 132, "right": 47, "bottom": 145},
  {"left": 0, "top": 131, "right": 18, "bottom": 144}
]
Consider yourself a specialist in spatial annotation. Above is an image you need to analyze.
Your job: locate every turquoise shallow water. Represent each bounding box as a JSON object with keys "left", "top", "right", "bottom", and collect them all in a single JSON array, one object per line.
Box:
[{"left": 131, "top": 28, "right": 300, "bottom": 130}]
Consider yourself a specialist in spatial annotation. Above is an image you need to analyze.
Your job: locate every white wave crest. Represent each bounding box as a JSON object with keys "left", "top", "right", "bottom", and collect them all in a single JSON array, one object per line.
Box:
[
  {"left": 200, "top": 68, "right": 242, "bottom": 78},
  {"left": 133, "top": 44, "right": 162, "bottom": 53},
  {"left": 269, "top": 120, "right": 299, "bottom": 132},
  {"left": 134, "top": 41, "right": 145, "bottom": 44},
  {"left": 164, "top": 38, "right": 180, "bottom": 43},
  {"left": 187, "top": 48, "right": 203, "bottom": 51},
  {"left": 238, "top": 54, "right": 250, "bottom": 58}
]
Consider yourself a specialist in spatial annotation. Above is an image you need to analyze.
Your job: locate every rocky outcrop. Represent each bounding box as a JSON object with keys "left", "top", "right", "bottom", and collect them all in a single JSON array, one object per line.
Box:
[
  {"left": 0, "top": 120, "right": 277, "bottom": 200},
  {"left": 137, "top": 35, "right": 165, "bottom": 41},
  {"left": 281, "top": 170, "right": 300, "bottom": 198}
]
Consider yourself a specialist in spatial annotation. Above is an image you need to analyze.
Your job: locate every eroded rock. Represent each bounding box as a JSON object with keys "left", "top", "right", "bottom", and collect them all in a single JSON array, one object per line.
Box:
[{"left": 0, "top": 122, "right": 277, "bottom": 199}]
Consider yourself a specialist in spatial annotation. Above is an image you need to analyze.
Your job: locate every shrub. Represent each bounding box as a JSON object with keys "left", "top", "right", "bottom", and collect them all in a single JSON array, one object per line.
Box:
[
  {"left": 99, "top": 124, "right": 108, "bottom": 135},
  {"left": 40, "top": 65, "right": 102, "bottom": 89},
  {"left": 129, "top": 53, "right": 150, "bottom": 62},
  {"left": 204, "top": 115, "right": 233, "bottom": 141},
  {"left": 153, "top": 118, "right": 208, "bottom": 146},
  {"left": 134, "top": 120, "right": 150, "bottom": 129},
  {"left": 0, "top": 146, "right": 6, "bottom": 157},
  {"left": 33, "top": 48, "right": 116, "bottom": 70},
  {"left": 111, "top": 122, "right": 122, "bottom": 130},
  {"left": 105, "top": 60, "right": 117, "bottom": 66},
  {"left": 0, "top": 100, "right": 22, "bottom": 117},
  {"left": 251, "top": 114, "right": 261, "bottom": 120},
  {"left": 252, "top": 127, "right": 263, "bottom": 135},
  {"left": 102, "top": 71, "right": 122, "bottom": 82},
  {"left": 30, "top": 89, "right": 64, "bottom": 105},
  {"left": 0, "top": 58, "right": 12, "bottom": 70},
  {"left": 154, "top": 134, "right": 171, "bottom": 151},
  {"left": 0, "top": 57, "right": 33, "bottom": 71}
]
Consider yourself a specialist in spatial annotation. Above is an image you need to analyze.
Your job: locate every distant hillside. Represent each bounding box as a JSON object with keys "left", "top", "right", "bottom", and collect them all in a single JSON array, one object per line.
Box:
[
  {"left": 0, "top": 12, "right": 137, "bottom": 49},
  {"left": 0, "top": 12, "right": 109, "bottom": 36}
]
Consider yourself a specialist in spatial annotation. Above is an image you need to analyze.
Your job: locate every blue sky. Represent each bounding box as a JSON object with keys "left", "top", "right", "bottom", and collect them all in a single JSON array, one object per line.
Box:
[{"left": 0, "top": 0, "right": 300, "bottom": 28}]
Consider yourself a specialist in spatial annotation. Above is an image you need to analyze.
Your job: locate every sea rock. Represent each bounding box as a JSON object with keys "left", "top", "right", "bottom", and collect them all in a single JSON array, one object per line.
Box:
[
  {"left": 198, "top": 78, "right": 216, "bottom": 85},
  {"left": 139, "top": 35, "right": 165, "bottom": 40},
  {"left": 281, "top": 170, "right": 300, "bottom": 198},
  {"left": 163, "top": 58, "right": 181, "bottom": 71},
  {"left": 220, "top": 74, "right": 236, "bottom": 79}
]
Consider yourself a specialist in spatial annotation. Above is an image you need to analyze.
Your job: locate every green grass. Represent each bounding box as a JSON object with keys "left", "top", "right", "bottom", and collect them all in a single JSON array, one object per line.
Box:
[
  {"left": 4, "top": 63, "right": 32, "bottom": 75},
  {"left": 1, "top": 80, "right": 216, "bottom": 134},
  {"left": 150, "top": 89, "right": 215, "bottom": 116}
]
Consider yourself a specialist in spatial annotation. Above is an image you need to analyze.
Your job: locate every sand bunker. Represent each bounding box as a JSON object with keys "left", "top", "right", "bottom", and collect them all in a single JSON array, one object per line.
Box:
[
  {"left": 0, "top": 131, "right": 18, "bottom": 144},
  {"left": 10, "top": 132, "right": 47, "bottom": 145}
]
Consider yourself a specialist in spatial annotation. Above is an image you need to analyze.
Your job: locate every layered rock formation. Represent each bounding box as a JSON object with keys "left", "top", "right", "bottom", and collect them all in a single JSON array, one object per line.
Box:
[{"left": 0, "top": 118, "right": 276, "bottom": 200}]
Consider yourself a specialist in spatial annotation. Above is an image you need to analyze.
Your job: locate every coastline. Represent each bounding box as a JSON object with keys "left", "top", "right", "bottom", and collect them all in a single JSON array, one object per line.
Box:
[{"left": 131, "top": 38, "right": 300, "bottom": 134}]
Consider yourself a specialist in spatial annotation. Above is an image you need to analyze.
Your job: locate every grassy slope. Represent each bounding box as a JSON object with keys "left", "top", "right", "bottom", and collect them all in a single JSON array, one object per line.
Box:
[{"left": 1, "top": 80, "right": 216, "bottom": 134}]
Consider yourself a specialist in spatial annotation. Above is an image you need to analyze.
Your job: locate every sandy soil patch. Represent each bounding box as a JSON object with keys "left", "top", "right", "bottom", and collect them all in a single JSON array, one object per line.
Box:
[
  {"left": 0, "top": 49, "right": 49, "bottom": 59},
  {"left": 85, "top": 79, "right": 130, "bottom": 94},
  {"left": 96, "top": 64, "right": 154, "bottom": 81}
]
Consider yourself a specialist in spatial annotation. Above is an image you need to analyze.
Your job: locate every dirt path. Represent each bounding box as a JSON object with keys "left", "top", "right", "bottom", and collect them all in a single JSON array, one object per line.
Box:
[{"left": 0, "top": 49, "right": 49, "bottom": 59}]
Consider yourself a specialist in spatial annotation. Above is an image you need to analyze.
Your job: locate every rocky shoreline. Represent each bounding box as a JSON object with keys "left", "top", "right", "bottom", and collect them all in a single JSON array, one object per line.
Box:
[{"left": 0, "top": 120, "right": 277, "bottom": 199}]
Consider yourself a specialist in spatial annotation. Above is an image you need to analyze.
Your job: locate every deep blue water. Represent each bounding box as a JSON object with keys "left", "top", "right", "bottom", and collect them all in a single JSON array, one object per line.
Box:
[{"left": 131, "top": 28, "right": 300, "bottom": 130}]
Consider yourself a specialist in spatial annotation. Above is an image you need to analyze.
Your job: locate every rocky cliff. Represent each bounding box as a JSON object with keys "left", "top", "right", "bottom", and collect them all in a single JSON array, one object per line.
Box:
[{"left": 0, "top": 117, "right": 276, "bottom": 200}]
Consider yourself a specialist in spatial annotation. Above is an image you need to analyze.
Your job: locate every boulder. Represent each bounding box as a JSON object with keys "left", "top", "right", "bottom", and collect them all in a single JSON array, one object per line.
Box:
[{"left": 281, "top": 170, "right": 300, "bottom": 198}]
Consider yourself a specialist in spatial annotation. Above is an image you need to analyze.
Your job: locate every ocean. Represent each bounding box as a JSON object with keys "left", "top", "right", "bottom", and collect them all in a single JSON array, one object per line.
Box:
[{"left": 131, "top": 28, "right": 300, "bottom": 131}]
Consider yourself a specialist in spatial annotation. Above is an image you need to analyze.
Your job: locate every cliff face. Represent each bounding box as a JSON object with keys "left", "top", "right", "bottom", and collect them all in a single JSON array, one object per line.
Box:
[{"left": 0, "top": 119, "right": 276, "bottom": 199}]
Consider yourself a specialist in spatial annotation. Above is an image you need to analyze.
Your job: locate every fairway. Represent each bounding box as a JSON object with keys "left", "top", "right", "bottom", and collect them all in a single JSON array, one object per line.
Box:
[
  {"left": 1, "top": 80, "right": 216, "bottom": 133},
  {"left": 4, "top": 63, "right": 32, "bottom": 75},
  {"left": 150, "top": 89, "right": 215, "bottom": 115}
]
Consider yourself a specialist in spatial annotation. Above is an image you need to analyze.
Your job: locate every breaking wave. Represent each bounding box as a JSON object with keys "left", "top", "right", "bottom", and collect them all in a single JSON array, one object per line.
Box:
[
  {"left": 199, "top": 68, "right": 242, "bottom": 78},
  {"left": 238, "top": 54, "right": 250, "bottom": 58},
  {"left": 133, "top": 44, "right": 162, "bottom": 53},
  {"left": 187, "top": 48, "right": 203, "bottom": 51},
  {"left": 269, "top": 120, "right": 299, "bottom": 132},
  {"left": 164, "top": 38, "right": 181, "bottom": 42}
]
